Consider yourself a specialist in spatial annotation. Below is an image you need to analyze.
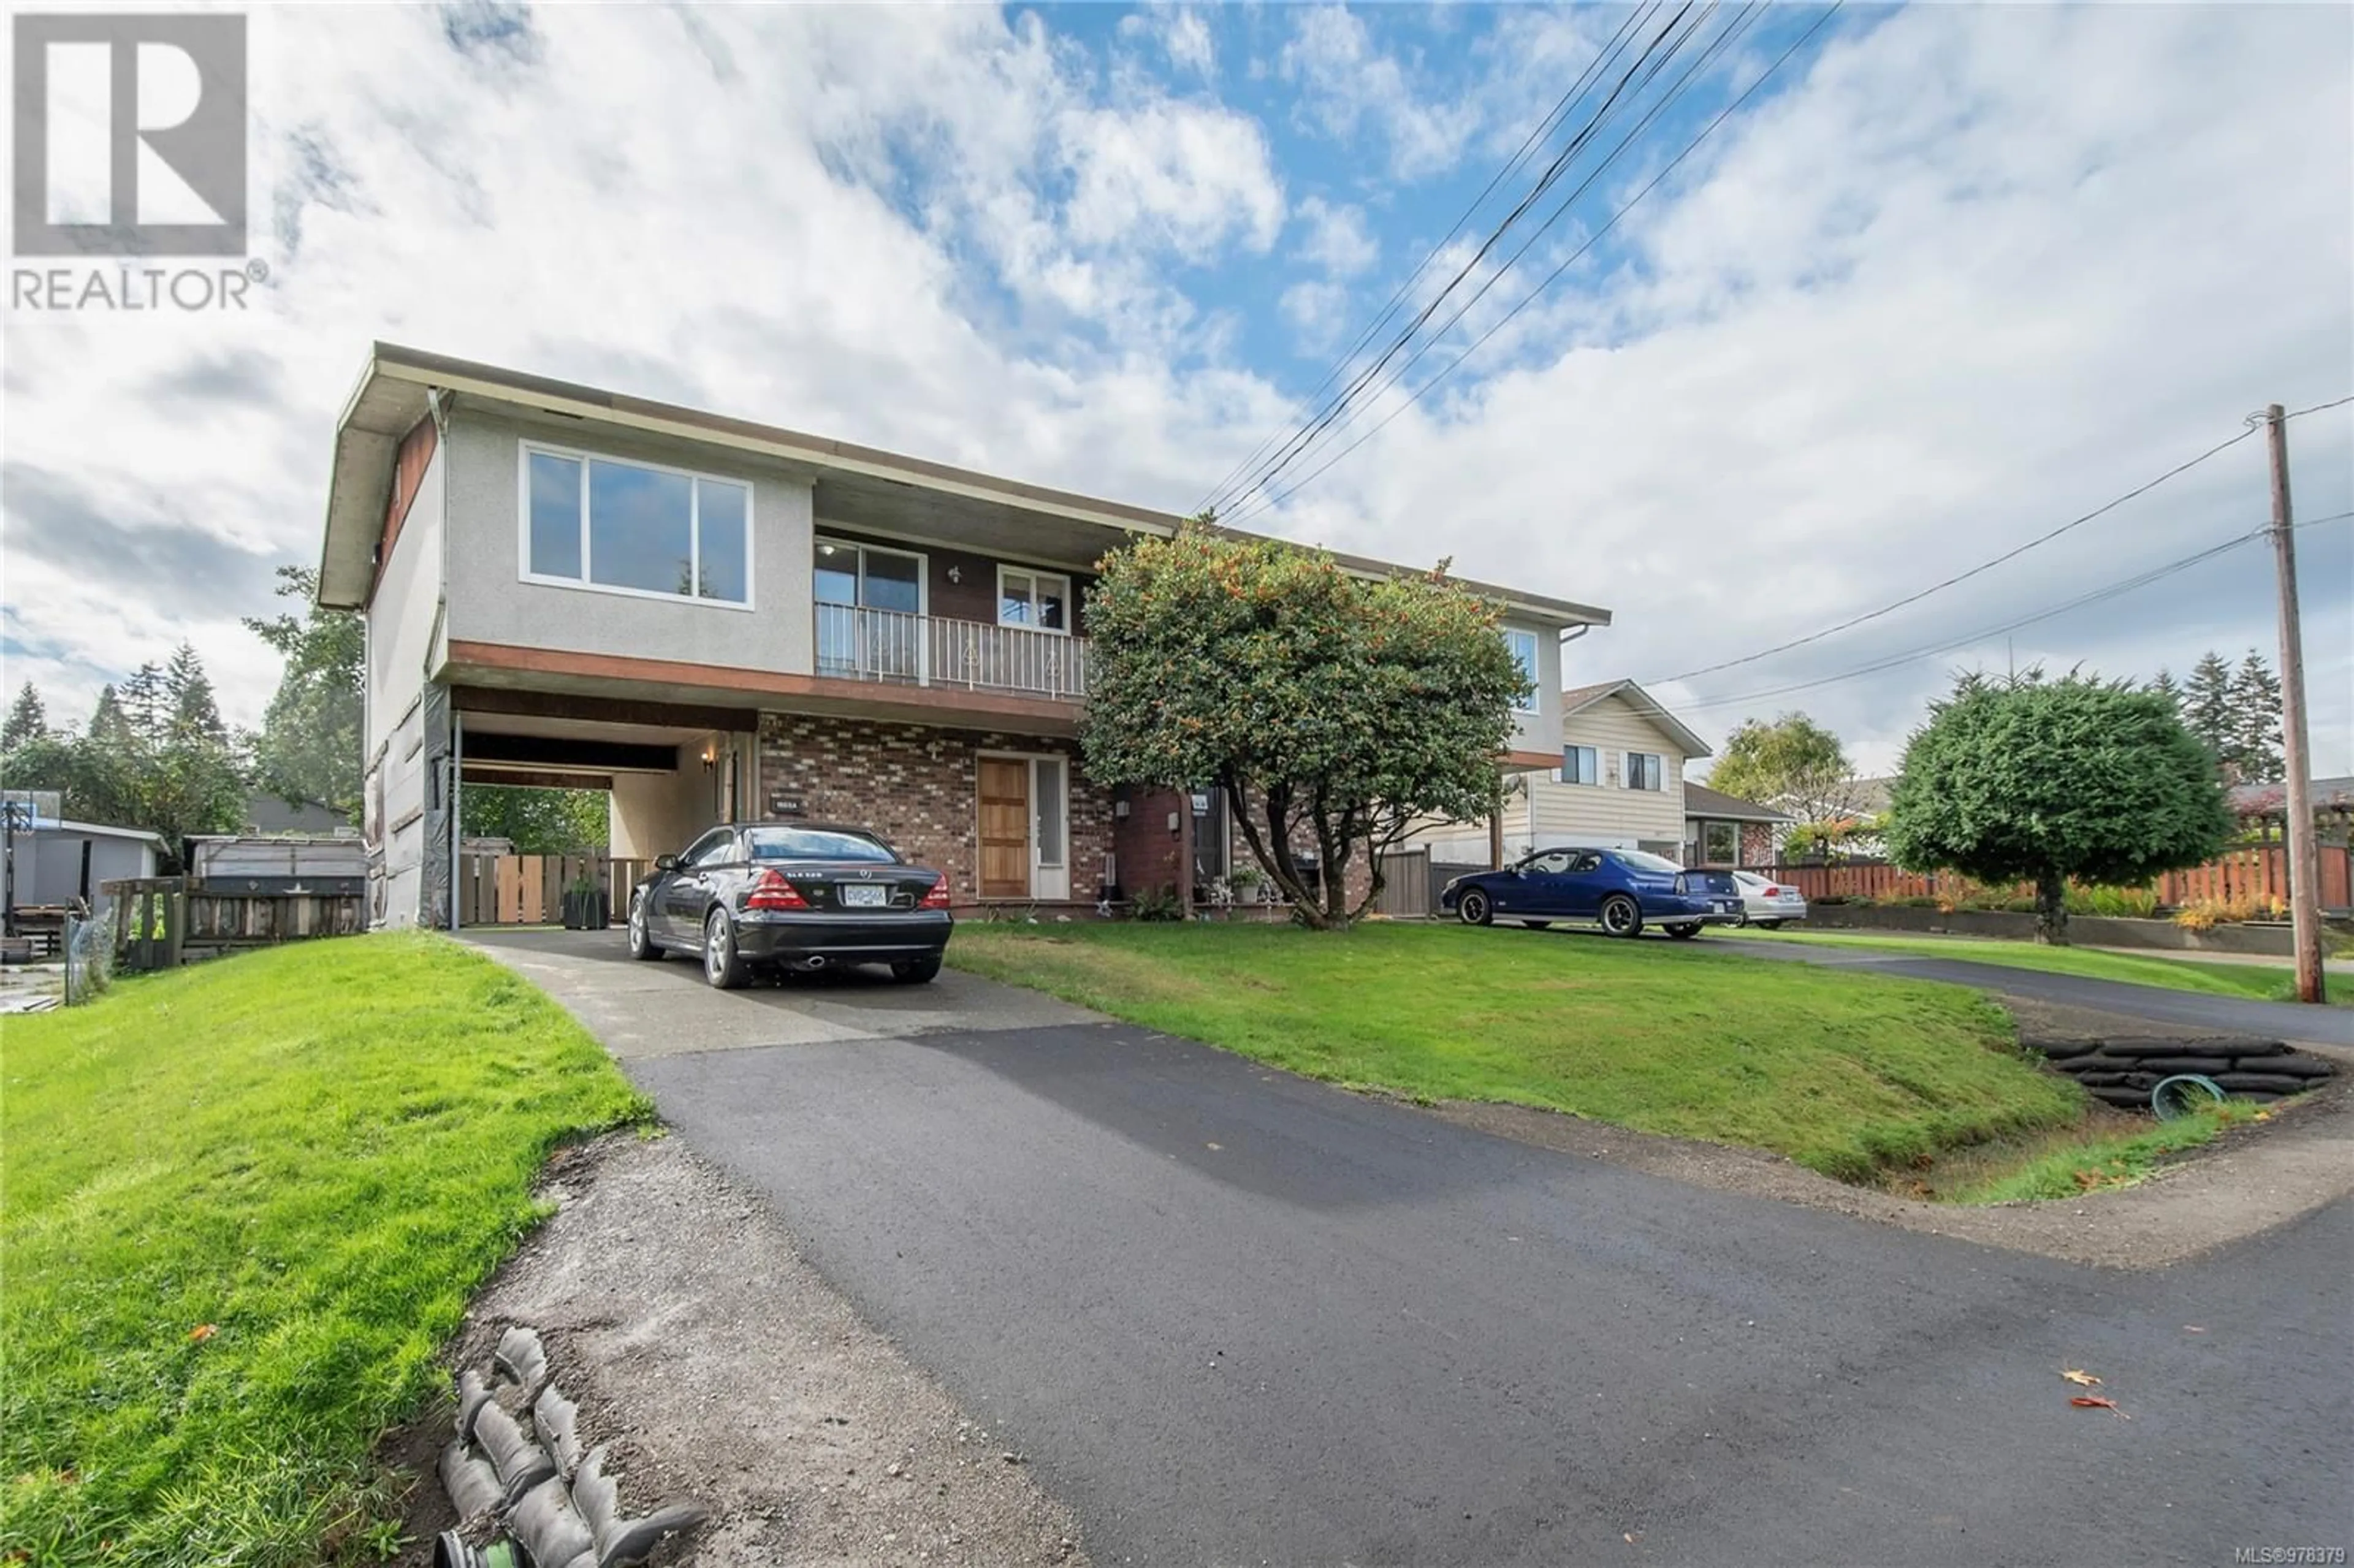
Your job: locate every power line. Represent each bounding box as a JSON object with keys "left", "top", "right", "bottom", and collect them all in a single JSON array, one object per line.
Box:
[
  {"left": 1189, "top": 4, "right": 1660, "bottom": 517},
  {"left": 1221, "top": 2, "right": 1767, "bottom": 525},
  {"left": 1650, "top": 420, "right": 2260, "bottom": 684},
  {"left": 1221, "top": 3, "right": 1838, "bottom": 529},
  {"left": 1667, "top": 510, "right": 2354, "bottom": 715},
  {"left": 1202, "top": 1, "right": 1716, "bottom": 520}
]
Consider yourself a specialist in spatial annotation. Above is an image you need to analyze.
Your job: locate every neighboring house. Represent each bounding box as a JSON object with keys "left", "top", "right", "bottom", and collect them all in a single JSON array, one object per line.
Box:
[
  {"left": 1682, "top": 783, "right": 1791, "bottom": 869},
  {"left": 5, "top": 819, "right": 164, "bottom": 910},
  {"left": 1407, "top": 679, "right": 1708, "bottom": 864},
  {"left": 318, "top": 344, "right": 1610, "bottom": 929},
  {"left": 243, "top": 792, "right": 356, "bottom": 835}
]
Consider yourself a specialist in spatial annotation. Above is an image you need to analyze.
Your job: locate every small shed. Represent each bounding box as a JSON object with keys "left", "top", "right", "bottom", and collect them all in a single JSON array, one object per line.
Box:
[{"left": 9, "top": 819, "right": 166, "bottom": 909}]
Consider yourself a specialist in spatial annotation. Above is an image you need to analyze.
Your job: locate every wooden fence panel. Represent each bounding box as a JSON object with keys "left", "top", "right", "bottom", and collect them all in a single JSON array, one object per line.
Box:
[
  {"left": 1758, "top": 844, "right": 2351, "bottom": 913},
  {"left": 454, "top": 855, "right": 650, "bottom": 926}
]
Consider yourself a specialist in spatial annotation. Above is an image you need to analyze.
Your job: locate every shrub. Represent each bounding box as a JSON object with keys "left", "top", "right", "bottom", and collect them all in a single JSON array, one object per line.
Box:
[
  {"left": 2174, "top": 893, "right": 2288, "bottom": 931},
  {"left": 1130, "top": 883, "right": 1184, "bottom": 922},
  {"left": 2066, "top": 883, "right": 2161, "bottom": 918}
]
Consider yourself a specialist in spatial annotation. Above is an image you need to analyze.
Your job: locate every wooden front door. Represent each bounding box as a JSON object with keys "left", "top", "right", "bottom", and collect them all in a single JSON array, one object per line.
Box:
[{"left": 978, "top": 758, "right": 1031, "bottom": 899}]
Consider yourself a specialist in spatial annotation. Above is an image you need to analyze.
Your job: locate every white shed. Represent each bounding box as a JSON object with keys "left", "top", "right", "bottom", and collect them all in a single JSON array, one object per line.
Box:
[{"left": 8, "top": 820, "right": 166, "bottom": 909}]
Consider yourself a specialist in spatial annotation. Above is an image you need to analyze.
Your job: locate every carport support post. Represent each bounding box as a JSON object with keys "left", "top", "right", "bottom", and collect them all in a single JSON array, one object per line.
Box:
[
  {"left": 449, "top": 712, "right": 463, "bottom": 934},
  {"left": 1488, "top": 774, "right": 1504, "bottom": 870}
]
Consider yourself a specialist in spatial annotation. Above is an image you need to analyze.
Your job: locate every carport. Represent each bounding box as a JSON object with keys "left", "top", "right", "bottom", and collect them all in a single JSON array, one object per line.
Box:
[{"left": 451, "top": 687, "right": 758, "bottom": 927}]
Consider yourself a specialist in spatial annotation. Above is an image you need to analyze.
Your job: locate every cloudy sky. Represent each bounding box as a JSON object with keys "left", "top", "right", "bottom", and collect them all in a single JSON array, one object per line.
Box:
[{"left": 4, "top": 1, "right": 2349, "bottom": 777}]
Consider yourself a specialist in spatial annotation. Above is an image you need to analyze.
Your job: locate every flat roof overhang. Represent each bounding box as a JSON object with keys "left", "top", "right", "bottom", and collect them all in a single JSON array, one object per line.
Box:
[{"left": 318, "top": 343, "right": 1615, "bottom": 630}]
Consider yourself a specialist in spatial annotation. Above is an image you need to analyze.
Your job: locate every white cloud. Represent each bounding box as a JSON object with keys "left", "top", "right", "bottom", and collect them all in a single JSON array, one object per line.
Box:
[
  {"left": 2, "top": 1, "right": 2347, "bottom": 789},
  {"left": 1279, "top": 280, "right": 1351, "bottom": 352},
  {"left": 1278, "top": 7, "right": 1480, "bottom": 181},
  {"left": 1292, "top": 196, "right": 1377, "bottom": 278},
  {"left": 1119, "top": 6, "right": 1215, "bottom": 79}
]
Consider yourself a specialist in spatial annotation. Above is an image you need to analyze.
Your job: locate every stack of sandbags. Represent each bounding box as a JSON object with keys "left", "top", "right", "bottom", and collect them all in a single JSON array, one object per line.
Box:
[
  {"left": 438, "top": 1325, "right": 706, "bottom": 1567},
  {"left": 2025, "top": 1035, "right": 2336, "bottom": 1111}
]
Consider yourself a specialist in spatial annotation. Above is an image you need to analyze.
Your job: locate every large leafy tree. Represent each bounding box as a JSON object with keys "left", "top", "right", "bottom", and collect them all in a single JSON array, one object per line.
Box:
[
  {"left": 1704, "top": 712, "right": 1859, "bottom": 824},
  {"left": 0, "top": 657, "right": 247, "bottom": 853},
  {"left": 460, "top": 784, "right": 609, "bottom": 854},
  {"left": 243, "top": 566, "right": 364, "bottom": 823},
  {"left": 1081, "top": 525, "right": 1525, "bottom": 929},
  {"left": 1885, "top": 671, "right": 2230, "bottom": 945}
]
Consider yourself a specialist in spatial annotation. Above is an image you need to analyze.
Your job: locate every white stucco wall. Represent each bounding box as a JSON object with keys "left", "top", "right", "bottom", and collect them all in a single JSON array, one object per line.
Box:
[{"left": 440, "top": 406, "right": 816, "bottom": 674}]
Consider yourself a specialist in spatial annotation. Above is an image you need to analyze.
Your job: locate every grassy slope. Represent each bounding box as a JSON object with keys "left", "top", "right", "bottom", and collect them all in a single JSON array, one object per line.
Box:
[
  {"left": 1734, "top": 928, "right": 2345, "bottom": 1006},
  {"left": 1, "top": 932, "right": 647, "bottom": 1567},
  {"left": 948, "top": 921, "right": 2082, "bottom": 1182}
]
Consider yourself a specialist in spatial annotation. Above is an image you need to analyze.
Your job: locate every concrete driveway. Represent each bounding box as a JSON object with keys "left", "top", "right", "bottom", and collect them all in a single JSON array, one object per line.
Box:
[{"left": 472, "top": 928, "right": 2352, "bottom": 1566}]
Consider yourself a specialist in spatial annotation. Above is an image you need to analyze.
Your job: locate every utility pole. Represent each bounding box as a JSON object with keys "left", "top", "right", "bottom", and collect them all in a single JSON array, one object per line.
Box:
[{"left": 2263, "top": 403, "right": 2325, "bottom": 1003}]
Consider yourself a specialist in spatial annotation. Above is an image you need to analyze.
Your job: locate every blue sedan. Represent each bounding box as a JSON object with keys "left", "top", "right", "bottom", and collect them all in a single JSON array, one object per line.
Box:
[{"left": 1439, "top": 848, "right": 1743, "bottom": 940}]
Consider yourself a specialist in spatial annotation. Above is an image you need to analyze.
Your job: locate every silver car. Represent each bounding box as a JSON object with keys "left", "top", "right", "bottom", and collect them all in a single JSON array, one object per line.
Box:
[{"left": 1731, "top": 871, "right": 1808, "bottom": 928}]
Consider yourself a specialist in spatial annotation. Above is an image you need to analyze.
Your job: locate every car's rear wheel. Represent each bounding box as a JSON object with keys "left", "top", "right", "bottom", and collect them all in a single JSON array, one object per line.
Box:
[
  {"left": 1458, "top": 889, "right": 1491, "bottom": 926},
  {"left": 1666, "top": 923, "right": 1702, "bottom": 940},
  {"left": 891, "top": 954, "right": 943, "bottom": 984},
  {"left": 703, "top": 909, "right": 749, "bottom": 989},
  {"left": 1599, "top": 894, "right": 1643, "bottom": 938},
  {"left": 1755, "top": 919, "right": 1783, "bottom": 930},
  {"left": 1521, "top": 920, "right": 1551, "bottom": 931},
  {"left": 627, "top": 895, "right": 663, "bottom": 961}
]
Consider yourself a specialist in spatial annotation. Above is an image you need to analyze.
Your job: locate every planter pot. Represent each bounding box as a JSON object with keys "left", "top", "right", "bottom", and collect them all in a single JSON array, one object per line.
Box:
[{"left": 560, "top": 891, "right": 609, "bottom": 931}]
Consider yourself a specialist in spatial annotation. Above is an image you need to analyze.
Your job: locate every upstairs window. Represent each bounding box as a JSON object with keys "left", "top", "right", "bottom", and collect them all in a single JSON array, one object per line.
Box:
[
  {"left": 1624, "top": 752, "right": 1665, "bottom": 791},
  {"left": 523, "top": 443, "right": 751, "bottom": 606},
  {"left": 1503, "top": 628, "right": 1540, "bottom": 713},
  {"left": 999, "top": 568, "right": 1071, "bottom": 633},
  {"left": 1555, "top": 745, "right": 1599, "bottom": 785}
]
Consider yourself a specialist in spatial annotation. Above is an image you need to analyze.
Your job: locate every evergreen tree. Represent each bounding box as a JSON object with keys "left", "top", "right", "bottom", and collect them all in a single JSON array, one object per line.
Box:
[
  {"left": 164, "top": 642, "right": 226, "bottom": 742},
  {"left": 118, "top": 662, "right": 167, "bottom": 745},
  {"left": 2146, "top": 669, "right": 2180, "bottom": 715},
  {"left": 2181, "top": 651, "right": 2237, "bottom": 774},
  {"left": 243, "top": 566, "right": 363, "bottom": 821},
  {"left": 88, "top": 685, "right": 132, "bottom": 748},
  {"left": 2230, "top": 649, "right": 2284, "bottom": 784},
  {"left": 1, "top": 683, "right": 46, "bottom": 751}
]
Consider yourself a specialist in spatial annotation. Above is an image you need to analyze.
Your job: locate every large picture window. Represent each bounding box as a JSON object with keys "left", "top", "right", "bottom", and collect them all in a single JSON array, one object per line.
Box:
[{"left": 522, "top": 443, "right": 752, "bottom": 606}]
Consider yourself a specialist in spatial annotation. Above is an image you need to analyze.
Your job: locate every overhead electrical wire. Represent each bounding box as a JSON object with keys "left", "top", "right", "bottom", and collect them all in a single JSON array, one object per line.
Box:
[
  {"left": 1649, "top": 392, "right": 2354, "bottom": 689},
  {"left": 1188, "top": 2, "right": 1659, "bottom": 517},
  {"left": 1219, "top": 1, "right": 1839, "bottom": 530},
  {"left": 1201, "top": 0, "right": 1721, "bottom": 521},
  {"left": 1664, "top": 509, "right": 2354, "bottom": 715}
]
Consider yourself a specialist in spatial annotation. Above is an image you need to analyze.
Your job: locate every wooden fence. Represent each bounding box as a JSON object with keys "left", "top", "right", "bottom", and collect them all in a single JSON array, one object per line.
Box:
[
  {"left": 1750, "top": 845, "right": 2352, "bottom": 912},
  {"left": 102, "top": 877, "right": 367, "bottom": 972},
  {"left": 457, "top": 854, "right": 655, "bottom": 926}
]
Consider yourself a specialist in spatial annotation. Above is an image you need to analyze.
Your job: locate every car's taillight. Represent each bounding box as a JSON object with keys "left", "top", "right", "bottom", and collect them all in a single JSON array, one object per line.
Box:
[
  {"left": 1764, "top": 885, "right": 1780, "bottom": 897},
  {"left": 918, "top": 878, "right": 952, "bottom": 910},
  {"left": 747, "top": 869, "right": 808, "bottom": 910}
]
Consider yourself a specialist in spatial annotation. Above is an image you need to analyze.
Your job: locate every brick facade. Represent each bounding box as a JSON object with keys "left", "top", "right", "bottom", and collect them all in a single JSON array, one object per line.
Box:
[{"left": 756, "top": 713, "right": 1113, "bottom": 906}]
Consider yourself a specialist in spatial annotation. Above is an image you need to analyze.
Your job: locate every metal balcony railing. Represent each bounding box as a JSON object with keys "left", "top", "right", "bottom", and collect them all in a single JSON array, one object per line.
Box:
[{"left": 814, "top": 603, "right": 1091, "bottom": 701}]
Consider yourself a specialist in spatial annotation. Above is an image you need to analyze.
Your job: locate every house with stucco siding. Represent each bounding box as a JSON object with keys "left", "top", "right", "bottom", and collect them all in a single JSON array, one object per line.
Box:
[{"left": 316, "top": 344, "right": 1612, "bottom": 929}]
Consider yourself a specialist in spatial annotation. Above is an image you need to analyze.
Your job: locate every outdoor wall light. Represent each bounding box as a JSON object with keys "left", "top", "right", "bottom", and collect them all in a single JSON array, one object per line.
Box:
[{"left": 700, "top": 745, "right": 715, "bottom": 772}]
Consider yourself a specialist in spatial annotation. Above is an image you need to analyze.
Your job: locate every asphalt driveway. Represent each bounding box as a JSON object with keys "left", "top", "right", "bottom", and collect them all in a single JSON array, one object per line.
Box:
[
  {"left": 472, "top": 929, "right": 2352, "bottom": 1566},
  {"left": 1710, "top": 935, "right": 2354, "bottom": 1045}
]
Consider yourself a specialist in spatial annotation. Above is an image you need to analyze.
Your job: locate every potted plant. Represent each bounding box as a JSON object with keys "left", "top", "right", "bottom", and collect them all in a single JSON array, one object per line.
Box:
[{"left": 561, "top": 872, "right": 608, "bottom": 931}]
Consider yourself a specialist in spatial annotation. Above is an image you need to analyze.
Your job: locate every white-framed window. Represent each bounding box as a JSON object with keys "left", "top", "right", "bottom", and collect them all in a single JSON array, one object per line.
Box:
[
  {"left": 520, "top": 441, "right": 753, "bottom": 607},
  {"left": 999, "top": 567, "right": 1072, "bottom": 633},
  {"left": 1624, "top": 752, "right": 1664, "bottom": 791},
  {"left": 815, "top": 538, "right": 927, "bottom": 679},
  {"left": 1553, "top": 744, "right": 1599, "bottom": 785},
  {"left": 1503, "top": 628, "right": 1541, "bottom": 713},
  {"left": 1034, "top": 756, "right": 1065, "bottom": 869}
]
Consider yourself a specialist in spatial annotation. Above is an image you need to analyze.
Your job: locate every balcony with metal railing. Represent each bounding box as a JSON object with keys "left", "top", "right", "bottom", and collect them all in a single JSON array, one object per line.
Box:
[{"left": 814, "top": 603, "right": 1092, "bottom": 702}]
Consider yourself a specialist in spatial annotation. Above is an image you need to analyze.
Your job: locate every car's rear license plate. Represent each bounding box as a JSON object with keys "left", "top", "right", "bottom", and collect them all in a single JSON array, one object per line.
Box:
[{"left": 840, "top": 884, "right": 889, "bottom": 907}]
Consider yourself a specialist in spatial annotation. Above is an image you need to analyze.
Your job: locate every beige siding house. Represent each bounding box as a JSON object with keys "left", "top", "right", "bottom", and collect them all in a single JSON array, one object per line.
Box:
[{"left": 1409, "top": 680, "right": 1712, "bottom": 864}]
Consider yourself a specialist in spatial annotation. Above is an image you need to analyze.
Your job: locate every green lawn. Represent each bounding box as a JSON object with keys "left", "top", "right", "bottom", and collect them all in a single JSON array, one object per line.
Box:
[
  {"left": 1732, "top": 927, "right": 2345, "bottom": 1006},
  {"left": 947, "top": 921, "right": 2084, "bottom": 1183},
  {"left": 0, "top": 933, "right": 648, "bottom": 1567}
]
